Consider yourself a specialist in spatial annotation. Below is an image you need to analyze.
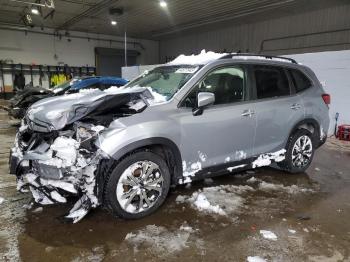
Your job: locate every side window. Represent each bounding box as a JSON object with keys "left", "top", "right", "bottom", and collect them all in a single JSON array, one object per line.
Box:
[
  {"left": 290, "top": 69, "right": 312, "bottom": 93},
  {"left": 183, "top": 66, "right": 246, "bottom": 107},
  {"left": 254, "top": 65, "right": 290, "bottom": 99}
]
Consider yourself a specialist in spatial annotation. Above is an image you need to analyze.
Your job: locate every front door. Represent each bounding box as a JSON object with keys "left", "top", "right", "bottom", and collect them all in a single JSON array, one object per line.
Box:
[{"left": 175, "top": 65, "right": 256, "bottom": 175}]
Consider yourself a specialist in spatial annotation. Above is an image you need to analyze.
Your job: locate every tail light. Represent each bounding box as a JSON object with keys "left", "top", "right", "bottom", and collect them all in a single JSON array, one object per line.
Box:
[{"left": 322, "top": 94, "right": 330, "bottom": 105}]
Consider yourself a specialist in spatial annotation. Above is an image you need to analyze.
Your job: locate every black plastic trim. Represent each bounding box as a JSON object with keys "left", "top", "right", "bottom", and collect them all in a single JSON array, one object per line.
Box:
[{"left": 111, "top": 137, "right": 183, "bottom": 183}]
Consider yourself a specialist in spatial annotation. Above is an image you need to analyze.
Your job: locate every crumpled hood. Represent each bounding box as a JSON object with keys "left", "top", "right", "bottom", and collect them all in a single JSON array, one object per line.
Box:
[{"left": 26, "top": 87, "right": 156, "bottom": 131}]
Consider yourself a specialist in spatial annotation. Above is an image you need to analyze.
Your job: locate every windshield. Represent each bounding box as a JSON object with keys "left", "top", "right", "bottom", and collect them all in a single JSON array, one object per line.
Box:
[{"left": 124, "top": 65, "right": 200, "bottom": 100}]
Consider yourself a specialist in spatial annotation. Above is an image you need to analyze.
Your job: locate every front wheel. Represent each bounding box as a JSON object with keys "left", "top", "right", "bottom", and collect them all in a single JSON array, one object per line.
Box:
[
  {"left": 103, "top": 151, "right": 171, "bottom": 219},
  {"left": 279, "top": 129, "right": 315, "bottom": 173}
]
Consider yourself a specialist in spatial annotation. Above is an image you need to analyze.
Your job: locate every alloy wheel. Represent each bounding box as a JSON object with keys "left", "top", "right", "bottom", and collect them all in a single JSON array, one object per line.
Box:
[
  {"left": 292, "top": 135, "right": 313, "bottom": 168},
  {"left": 116, "top": 161, "right": 164, "bottom": 213}
]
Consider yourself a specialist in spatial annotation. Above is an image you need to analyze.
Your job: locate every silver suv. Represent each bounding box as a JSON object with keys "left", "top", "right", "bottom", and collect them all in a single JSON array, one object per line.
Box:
[{"left": 9, "top": 52, "right": 330, "bottom": 222}]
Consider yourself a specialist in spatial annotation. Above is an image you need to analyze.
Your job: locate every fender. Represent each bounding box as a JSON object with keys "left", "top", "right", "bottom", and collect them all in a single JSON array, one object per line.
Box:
[
  {"left": 287, "top": 118, "right": 322, "bottom": 147},
  {"left": 111, "top": 137, "right": 183, "bottom": 183}
]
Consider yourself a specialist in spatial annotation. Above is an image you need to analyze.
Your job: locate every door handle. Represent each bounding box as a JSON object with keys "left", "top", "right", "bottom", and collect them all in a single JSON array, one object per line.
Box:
[
  {"left": 290, "top": 103, "right": 302, "bottom": 110},
  {"left": 241, "top": 109, "right": 255, "bottom": 117}
]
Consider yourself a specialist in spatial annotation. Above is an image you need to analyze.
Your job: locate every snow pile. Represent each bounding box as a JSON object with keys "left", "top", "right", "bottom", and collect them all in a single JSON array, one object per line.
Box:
[
  {"left": 192, "top": 193, "right": 226, "bottom": 215},
  {"left": 247, "top": 256, "right": 267, "bottom": 262},
  {"left": 176, "top": 185, "right": 254, "bottom": 217},
  {"left": 125, "top": 224, "right": 200, "bottom": 256},
  {"left": 198, "top": 151, "right": 207, "bottom": 162},
  {"left": 259, "top": 181, "right": 313, "bottom": 194},
  {"left": 252, "top": 149, "right": 286, "bottom": 168},
  {"left": 227, "top": 164, "right": 247, "bottom": 172},
  {"left": 246, "top": 177, "right": 259, "bottom": 183},
  {"left": 260, "top": 230, "right": 278, "bottom": 241},
  {"left": 146, "top": 87, "right": 167, "bottom": 104},
  {"left": 38, "top": 136, "right": 79, "bottom": 168},
  {"left": 168, "top": 49, "right": 227, "bottom": 65},
  {"left": 0, "top": 197, "right": 4, "bottom": 205},
  {"left": 235, "top": 150, "right": 247, "bottom": 160},
  {"left": 180, "top": 161, "right": 202, "bottom": 184},
  {"left": 78, "top": 88, "right": 99, "bottom": 94}
]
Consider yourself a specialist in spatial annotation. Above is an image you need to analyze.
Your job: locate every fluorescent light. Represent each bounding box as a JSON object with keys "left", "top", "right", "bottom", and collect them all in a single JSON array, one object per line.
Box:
[
  {"left": 111, "top": 20, "right": 117, "bottom": 26},
  {"left": 159, "top": 0, "right": 167, "bottom": 8},
  {"left": 31, "top": 7, "right": 39, "bottom": 15}
]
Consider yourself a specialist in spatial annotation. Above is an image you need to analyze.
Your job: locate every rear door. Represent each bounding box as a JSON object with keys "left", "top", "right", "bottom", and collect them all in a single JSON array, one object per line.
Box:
[{"left": 250, "top": 64, "right": 305, "bottom": 155}]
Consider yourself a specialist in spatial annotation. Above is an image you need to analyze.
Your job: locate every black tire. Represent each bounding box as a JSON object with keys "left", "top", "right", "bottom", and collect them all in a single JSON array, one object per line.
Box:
[
  {"left": 279, "top": 129, "right": 315, "bottom": 173},
  {"left": 103, "top": 151, "right": 171, "bottom": 219}
]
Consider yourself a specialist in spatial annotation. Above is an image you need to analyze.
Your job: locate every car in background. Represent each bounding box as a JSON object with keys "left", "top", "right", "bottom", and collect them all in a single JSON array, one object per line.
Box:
[{"left": 8, "top": 76, "right": 128, "bottom": 118}]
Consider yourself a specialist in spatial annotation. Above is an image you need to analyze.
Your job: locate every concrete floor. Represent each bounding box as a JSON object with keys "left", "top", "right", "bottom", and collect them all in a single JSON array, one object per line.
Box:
[{"left": 0, "top": 108, "right": 350, "bottom": 262}]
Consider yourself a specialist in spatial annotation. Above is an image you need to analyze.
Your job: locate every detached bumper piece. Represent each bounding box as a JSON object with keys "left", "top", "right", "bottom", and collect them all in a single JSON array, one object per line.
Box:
[
  {"left": 10, "top": 121, "right": 106, "bottom": 223},
  {"left": 18, "top": 171, "right": 96, "bottom": 223}
]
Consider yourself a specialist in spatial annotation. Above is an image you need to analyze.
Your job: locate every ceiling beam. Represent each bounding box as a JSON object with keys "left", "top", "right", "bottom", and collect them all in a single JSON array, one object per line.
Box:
[{"left": 55, "top": 0, "right": 119, "bottom": 31}]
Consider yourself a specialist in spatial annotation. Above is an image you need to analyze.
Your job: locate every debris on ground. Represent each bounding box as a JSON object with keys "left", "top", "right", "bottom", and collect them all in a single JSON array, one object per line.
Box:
[
  {"left": 247, "top": 256, "right": 267, "bottom": 262},
  {"left": 32, "top": 207, "right": 43, "bottom": 213},
  {"left": 259, "top": 230, "right": 278, "bottom": 240},
  {"left": 288, "top": 229, "right": 296, "bottom": 234}
]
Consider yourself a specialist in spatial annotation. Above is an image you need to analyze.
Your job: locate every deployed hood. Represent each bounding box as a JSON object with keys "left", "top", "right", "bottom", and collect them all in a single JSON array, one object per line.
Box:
[{"left": 26, "top": 87, "right": 165, "bottom": 132}]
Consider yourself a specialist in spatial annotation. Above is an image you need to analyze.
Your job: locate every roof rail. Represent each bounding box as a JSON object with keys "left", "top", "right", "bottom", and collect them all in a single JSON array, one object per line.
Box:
[{"left": 220, "top": 53, "right": 297, "bottom": 64}]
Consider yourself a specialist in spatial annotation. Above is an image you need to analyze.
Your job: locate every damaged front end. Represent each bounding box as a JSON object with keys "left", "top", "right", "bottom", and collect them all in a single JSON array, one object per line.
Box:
[
  {"left": 9, "top": 88, "right": 151, "bottom": 223},
  {"left": 10, "top": 120, "right": 107, "bottom": 223}
]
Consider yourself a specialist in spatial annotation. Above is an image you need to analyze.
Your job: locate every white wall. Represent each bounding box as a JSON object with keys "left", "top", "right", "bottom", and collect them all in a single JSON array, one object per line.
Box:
[
  {"left": 122, "top": 64, "right": 162, "bottom": 81},
  {"left": 288, "top": 50, "right": 350, "bottom": 134},
  {"left": 0, "top": 28, "right": 159, "bottom": 89}
]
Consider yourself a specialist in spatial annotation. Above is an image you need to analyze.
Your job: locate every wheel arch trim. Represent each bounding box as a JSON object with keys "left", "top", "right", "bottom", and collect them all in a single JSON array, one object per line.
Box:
[{"left": 110, "top": 137, "right": 183, "bottom": 183}]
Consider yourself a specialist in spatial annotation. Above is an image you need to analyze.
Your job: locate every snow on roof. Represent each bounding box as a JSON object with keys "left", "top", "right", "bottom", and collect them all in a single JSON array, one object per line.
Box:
[
  {"left": 168, "top": 50, "right": 296, "bottom": 65},
  {"left": 168, "top": 49, "right": 227, "bottom": 65}
]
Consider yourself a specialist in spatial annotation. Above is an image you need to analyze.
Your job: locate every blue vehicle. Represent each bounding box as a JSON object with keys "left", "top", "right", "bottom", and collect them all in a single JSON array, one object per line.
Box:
[
  {"left": 9, "top": 76, "right": 128, "bottom": 118},
  {"left": 53, "top": 76, "right": 128, "bottom": 94}
]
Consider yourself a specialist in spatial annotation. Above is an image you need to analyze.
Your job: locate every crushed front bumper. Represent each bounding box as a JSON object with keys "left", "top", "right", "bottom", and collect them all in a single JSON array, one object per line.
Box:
[{"left": 9, "top": 122, "right": 107, "bottom": 223}]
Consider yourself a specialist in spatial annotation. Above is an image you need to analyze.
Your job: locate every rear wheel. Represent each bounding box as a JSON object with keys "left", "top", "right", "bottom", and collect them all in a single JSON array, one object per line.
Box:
[
  {"left": 104, "top": 151, "right": 171, "bottom": 219},
  {"left": 279, "top": 129, "right": 315, "bottom": 173}
]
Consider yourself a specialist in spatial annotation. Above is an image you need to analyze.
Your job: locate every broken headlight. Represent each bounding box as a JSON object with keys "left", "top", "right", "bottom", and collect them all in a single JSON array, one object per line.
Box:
[{"left": 74, "top": 122, "right": 105, "bottom": 152}]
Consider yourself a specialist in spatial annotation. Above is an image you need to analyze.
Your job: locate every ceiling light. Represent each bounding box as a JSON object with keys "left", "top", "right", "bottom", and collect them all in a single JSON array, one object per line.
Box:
[
  {"left": 31, "top": 6, "right": 40, "bottom": 15},
  {"left": 159, "top": 0, "right": 167, "bottom": 8},
  {"left": 111, "top": 20, "right": 117, "bottom": 26}
]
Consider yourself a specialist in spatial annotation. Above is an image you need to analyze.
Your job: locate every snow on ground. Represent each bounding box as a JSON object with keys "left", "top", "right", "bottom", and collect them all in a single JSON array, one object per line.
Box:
[
  {"left": 260, "top": 230, "right": 278, "bottom": 241},
  {"left": 176, "top": 185, "right": 254, "bottom": 217},
  {"left": 247, "top": 256, "right": 267, "bottom": 262},
  {"left": 0, "top": 197, "right": 4, "bottom": 204},
  {"left": 288, "top": 229, "right": 296, "bottom": 234},
  {"left": 258, "top": 181, "right": 313, "bottom": 194},
  {"left": 176, "top": 176, "right": 314, "bottom": 218},
  {"left": 125, "top": 224, "right": 202, "bottom": 256}
]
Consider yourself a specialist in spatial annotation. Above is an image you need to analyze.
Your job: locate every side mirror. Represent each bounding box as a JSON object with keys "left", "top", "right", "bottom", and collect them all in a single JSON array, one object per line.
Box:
[{"left": 193, "top": 92, "right": 215, "bottom": 116}]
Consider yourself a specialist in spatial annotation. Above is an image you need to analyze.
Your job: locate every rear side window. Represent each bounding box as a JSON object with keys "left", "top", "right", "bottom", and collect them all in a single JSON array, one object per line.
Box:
[
  {"left": 254, "top": 65, "right": 290, "bottom": 99},
  {"left": 290, "top": 69, "right": 312, "bottom": 93}
]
